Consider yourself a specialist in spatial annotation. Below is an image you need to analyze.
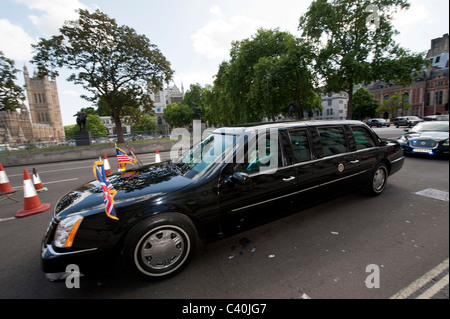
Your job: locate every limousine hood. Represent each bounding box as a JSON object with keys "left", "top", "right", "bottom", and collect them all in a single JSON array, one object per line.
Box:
[
  {"left": 404, "top": 131, "right": 449, "bottom": 141},
  {"left": 54, "top": 161, "right": 193, "bottom": 220}
]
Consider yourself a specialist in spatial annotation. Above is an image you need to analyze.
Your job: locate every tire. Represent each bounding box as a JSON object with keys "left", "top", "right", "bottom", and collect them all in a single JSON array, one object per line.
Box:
[
  {"left": 123, "top": 213, "right": 198, "bottom": 279},
  {"left": 366, "top": 163, "right": 388, "bottom": 196}
]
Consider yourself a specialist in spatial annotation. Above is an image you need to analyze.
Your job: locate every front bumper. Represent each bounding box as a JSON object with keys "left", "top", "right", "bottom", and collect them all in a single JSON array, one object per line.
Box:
[
  {"left": 400, "top": 145, "right": 449, "bottom": 156},
  {"left": 41, "top": 242, "right": 115, "bottom": 275}
]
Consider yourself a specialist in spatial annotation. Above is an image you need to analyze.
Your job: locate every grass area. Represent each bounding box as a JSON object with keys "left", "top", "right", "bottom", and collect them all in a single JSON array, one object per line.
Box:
[{"left": 0, "top": 138, "right": 173, "bottom": 155}]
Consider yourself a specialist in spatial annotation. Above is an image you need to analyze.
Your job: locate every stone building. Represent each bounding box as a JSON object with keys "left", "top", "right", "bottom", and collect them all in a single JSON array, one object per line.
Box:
[
  {"left": 0, "top": 66, "right": 66, "bottom": 146},
  {"left": 98, "top": 83, "right": 185, "bottom": 137},
  {"left": 314, "top": 92, "right": 349, "bottom": 120}
]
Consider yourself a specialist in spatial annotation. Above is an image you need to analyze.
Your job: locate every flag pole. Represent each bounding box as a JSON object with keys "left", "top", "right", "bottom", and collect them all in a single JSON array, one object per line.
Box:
[{"left": 126, "top": 143, "right": 144, "bottom": 167}]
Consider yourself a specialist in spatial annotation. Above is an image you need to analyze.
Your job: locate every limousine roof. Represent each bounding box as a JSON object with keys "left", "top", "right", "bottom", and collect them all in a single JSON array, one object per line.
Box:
[{"left": 212, "top": 120, "right": 366, "bottom": 135}]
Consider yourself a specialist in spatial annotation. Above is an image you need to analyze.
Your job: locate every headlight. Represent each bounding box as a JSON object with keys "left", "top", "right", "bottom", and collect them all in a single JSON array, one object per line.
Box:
[
  {"left": 398, "top": 136, "right": 407, "bottom": 144},
  {"left": 53, "top": 215, "right": 83, "bottom": 248}
]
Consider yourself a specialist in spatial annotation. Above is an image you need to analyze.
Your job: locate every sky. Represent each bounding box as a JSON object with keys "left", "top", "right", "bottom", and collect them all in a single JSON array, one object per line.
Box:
[{"left": 1, "top": 0, "right": 449, "bottom": 126}]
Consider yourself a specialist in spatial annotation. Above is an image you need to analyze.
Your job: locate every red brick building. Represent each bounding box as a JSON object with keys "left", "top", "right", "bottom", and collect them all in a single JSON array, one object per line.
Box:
[{"left": 369, "top": 34, "right": 449, "bottom": 119}]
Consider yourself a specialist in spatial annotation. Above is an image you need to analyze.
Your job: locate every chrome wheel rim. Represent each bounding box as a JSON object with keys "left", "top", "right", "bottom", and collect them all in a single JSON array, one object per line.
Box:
[
  {"left": 135, "top": 226, "right": 189, "bottom": 275},
  {"left": 373, "top": 167, "right": 387, "bottom": 192}
]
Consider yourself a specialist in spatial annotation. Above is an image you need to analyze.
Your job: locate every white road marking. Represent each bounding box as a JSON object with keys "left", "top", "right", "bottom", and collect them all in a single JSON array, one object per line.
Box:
[
  {"left": 390, "top": 258, "right": 449, "bottom": 299},
  {"left": 8, "top": 166, "right": 92, "bottom": 177},
  {"left": 416, "top": 273, "right": 449, "bottom": 299},
  {"left": 0, "top": 217, "right": 16, "bottom": 223},
  {"left": 12, "top": 177, "right": 79, "bottom": 189},
  {"left": 414, "top": 188, "right": 449, "bottom": 202},
  {"left": 414, "top": 188, "right": 448, "bottom": 202}
]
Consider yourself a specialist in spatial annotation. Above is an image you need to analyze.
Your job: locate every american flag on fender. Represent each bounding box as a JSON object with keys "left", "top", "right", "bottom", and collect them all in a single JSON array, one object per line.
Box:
[
  {"left": 116, "top": 146, "right": 137, "bottom": 165},
  {"left": 93, "top": 161, "right": 118, "bottom": 220}
]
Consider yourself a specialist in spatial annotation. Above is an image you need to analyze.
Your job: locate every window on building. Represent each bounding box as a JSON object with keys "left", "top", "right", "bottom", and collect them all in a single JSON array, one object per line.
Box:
[
  {"left": 438, "top": 91, "right": 443, "bottom": 105},
  {"left": 402, "top": 92, "right": 409, "bottom": 104}
]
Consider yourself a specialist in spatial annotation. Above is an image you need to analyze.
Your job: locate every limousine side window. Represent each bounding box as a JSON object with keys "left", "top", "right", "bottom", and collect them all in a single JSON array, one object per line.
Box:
[
  {"left": 317, "top": 127, "right": 348, "bottom": 157},
  {"left": 288, "top": 130, "right": 311, "bottom": 163},
  {"left": 351, "top": 126, "right": 377, "bottom": 150},
  {"left": 239, "top": 134, "right": 283, "bottom": 174}
]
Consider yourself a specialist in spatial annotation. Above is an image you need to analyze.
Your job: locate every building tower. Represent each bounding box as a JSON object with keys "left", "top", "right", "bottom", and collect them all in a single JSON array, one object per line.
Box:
[{"left": 23, "top": 66, "right": 65, "bottom": 142}]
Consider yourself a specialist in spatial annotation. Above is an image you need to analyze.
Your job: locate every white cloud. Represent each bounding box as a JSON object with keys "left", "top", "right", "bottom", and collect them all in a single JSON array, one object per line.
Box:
[
  {"left": 392, "top": 2, "right": 430, "bottom": 32},
  {"left": 63, "top": 89, "right": 82, "bottom": 97},
  {"left": 173, "top": 70, "right": 216, "bottom": 90},
  {"left": 14, "top": 0, "right": 88, "bottom": 35},
  {"left": 191, "top": 5, "right": 271, "bottom": 60},
  {"left": 0, "top": 19, "right": 36, "bottom": 62}
]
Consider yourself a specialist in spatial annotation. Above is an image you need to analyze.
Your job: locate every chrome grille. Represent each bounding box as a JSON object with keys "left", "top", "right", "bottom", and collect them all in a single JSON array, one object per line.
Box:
[{"left": 409, "top": 140, "right": 438, "bottom": 149}]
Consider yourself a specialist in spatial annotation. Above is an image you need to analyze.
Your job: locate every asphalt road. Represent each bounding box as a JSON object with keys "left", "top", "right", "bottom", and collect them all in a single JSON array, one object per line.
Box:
[{"left": 0, "top": 127, "right": 448, "bottom": 300}]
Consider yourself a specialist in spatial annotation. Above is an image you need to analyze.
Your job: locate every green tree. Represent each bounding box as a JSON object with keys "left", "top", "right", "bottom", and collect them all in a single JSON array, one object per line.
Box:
[
  {"left": 64, "top": 124, "right": 79, "bottom": 140},
  {"left": 211, "top": 28, "right": 319, "bottom": 123},
  {"left": 64, "top": 112, "right": 108, "bottom": 139},
  {"left": 0, "top": 51, "right": 25, "bottom": 111},
  {"left": 299, "top": 0, "right": 428, "bottom": 120},
  {"left": 376, "top": 93, "right": 411, "bottom": 120},
  {"left": 249, "top": 37, "right": 320, "bottom": 119},
  {"left": 31, "top": 9, "right": 173, "bottom": 143},
  {"left": 163, "top": 103, "right": 194, "bottom": 128},
  {"left": 85, "top": 113, "right": 108, "bottom": 137},
  {"left": 352, "top": 87, "right": 379, "bottom": 120}
]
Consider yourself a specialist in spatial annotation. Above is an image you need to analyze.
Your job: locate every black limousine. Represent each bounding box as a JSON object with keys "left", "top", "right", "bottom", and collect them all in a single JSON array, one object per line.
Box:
[{"left": 41, "top": 121, "right": 405, "bottom": 279}]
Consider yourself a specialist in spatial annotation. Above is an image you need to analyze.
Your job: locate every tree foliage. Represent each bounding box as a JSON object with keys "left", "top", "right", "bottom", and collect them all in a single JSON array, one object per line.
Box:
[
  {"left": 31, "top": 9, "right": 173, "bottom": 143},
  {"left": 64, "top": 112, "right": 107, "bottom": 139},
  {"left": 0, "top": 51, "right": 25, "bottom": 111},
  {"left": 210, "top": 28, "right": 319, "bottom": 124},
  {"left": 163, "top": 102, "right": 194, "bottom": 128},
  {"left": 376, "top": 93, "right": 411, "bottom": 119},
  {"left": 299, "top": 0, "right": 428, "bottom": 120},
  {"left": 352, "top": 87, "right": 379, "bottom": 120}
]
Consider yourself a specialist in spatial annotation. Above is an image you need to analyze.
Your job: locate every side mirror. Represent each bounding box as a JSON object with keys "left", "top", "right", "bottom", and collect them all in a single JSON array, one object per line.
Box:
[{"left": 228, "top": 172, "right": 250, "bottom": 185}]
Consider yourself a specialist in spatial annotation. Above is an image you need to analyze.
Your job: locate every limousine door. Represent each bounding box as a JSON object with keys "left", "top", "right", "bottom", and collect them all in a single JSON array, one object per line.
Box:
[
  {"left": 218, "top": 132, "right": 298, "bottom": 234},
  {"left": 312, "top": 125, "right": 362, "bottom": 191}
]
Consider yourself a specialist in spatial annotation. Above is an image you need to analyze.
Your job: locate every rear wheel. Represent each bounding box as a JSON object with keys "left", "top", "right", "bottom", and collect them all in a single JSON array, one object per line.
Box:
[
  {"left": 123, "top": 213, "right": 197, "bottom": 279},
  {"left": 366, "top": 163, "right": 388, "bottom": 196}
]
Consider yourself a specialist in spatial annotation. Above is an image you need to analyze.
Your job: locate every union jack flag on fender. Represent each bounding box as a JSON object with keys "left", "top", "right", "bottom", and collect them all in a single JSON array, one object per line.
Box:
[{"left": 93, "top": 161, "right": 118, "bottom": 220}]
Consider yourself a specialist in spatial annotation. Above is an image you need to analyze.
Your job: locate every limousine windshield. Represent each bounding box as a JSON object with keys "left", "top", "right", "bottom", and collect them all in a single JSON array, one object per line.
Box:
[{"left": 174, "top": 133, "right": 237, "bottom": 178}]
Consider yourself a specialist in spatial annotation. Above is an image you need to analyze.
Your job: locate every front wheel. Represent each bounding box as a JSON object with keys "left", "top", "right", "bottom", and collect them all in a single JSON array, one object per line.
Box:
[
  {"left": 123, "top": 213, "right": 198, "bottom": 279},
  {"left": 366, "top": 163, "right": 388, "bottom": 196}
]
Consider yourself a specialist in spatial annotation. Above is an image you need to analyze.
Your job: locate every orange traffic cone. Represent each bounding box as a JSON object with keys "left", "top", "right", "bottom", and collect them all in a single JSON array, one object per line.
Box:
[
  {"left": 103, "top": 153, "right": 112, "bottom": 175},
  {"left": 155, "top": 148, "right": 161, "bottom": 163},
  {"left": 0, "top": 163, "right": 15, "bottom": 194},
  {"left": 32, "top": 168, "right": 48, "bottom": 192},
  {"left": 15, "top": 169, "right": 50, "bottom": 218}
]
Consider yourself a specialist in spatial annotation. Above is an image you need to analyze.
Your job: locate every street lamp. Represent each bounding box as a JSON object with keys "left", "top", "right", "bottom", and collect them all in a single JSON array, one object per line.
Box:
[{"left": 265, "top": 73, "right": 270, "bottom": 121}]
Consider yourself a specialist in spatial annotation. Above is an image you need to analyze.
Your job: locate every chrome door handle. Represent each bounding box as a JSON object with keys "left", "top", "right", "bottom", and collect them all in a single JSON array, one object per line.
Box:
[
  {"left": 350, "top": 160, "right": 360, "bottom": 164},
  {"left": 283, "top": 176, "right": 295, "bottom": 182}
]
